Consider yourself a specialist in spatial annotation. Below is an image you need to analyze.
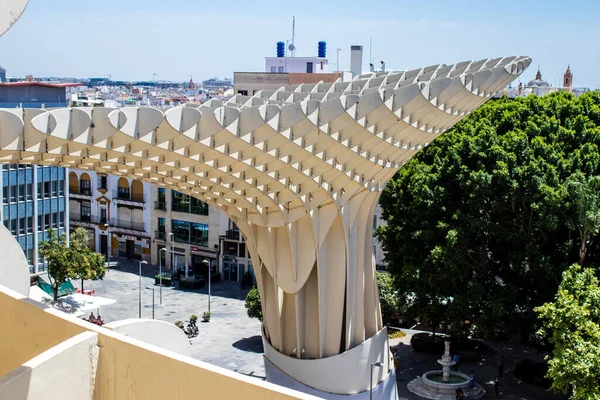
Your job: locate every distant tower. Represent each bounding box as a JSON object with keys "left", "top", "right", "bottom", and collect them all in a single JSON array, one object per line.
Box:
[
  {"left": 188, "top": 75, "right": 195, "bottom": 90},
  {"left": 0, "top": 66, "right": 5, "bottom": 83},
  {"left": 563, "top": 65, "right": 573, "bottom": 92},
  {"left": 535, "top": 68, "right": 542, "bottom": 81}
]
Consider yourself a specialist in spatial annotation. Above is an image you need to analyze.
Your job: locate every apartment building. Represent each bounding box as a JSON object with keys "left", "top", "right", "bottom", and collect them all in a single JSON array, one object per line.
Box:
[
  {"left": 0, "top": 164, "right": 69, "bottom": 274},
  {"left": 68, "top": 171, "right": 152, "bottom": 263},
  {"left": 218, "top": 213, "right": 253, "bottom": 283},
  {"left": 150, "top": 187, "right": 219, "bottom": 277}
]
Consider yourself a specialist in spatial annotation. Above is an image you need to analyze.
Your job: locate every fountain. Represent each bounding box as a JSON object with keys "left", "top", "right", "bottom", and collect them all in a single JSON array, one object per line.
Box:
[{"left": 407, "top": 340, "right": 485, "bottom": 399}]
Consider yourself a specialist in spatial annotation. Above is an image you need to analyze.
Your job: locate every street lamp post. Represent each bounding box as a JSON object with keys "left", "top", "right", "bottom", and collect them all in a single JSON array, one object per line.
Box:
[
  {"left": 370, "top": 361, "right": 383, "bottom": 400},
  {"left": 208, "top": 259, "right": 212, "bottom": 313},
  {"left": 168, "top": 232, "right": 174, "bottom": 272},
  {"left": 145, "top": 286, "right": 155, "bottom": 319},
  {"left": 158, "top": 248, "right": 165, "bottom": 304},
  {"left": 138, "top": 260, "right": 148, "bottom": 318},
  {"left": 104, "top": 223, "right": 111, "bottom": 271}
]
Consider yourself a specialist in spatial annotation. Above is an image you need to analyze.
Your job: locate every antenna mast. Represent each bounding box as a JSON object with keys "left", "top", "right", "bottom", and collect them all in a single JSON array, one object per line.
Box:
[{"left": 292, "top": 16, "right": 296, "bottom": 57}]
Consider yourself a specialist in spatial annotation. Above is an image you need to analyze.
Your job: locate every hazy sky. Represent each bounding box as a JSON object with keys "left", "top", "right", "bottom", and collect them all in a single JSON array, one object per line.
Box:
[{"left": 1, "top": 0, "right": 598, "bottom": 87}]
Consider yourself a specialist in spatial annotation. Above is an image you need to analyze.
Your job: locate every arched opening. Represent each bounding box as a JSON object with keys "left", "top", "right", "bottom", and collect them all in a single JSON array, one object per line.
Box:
[
  {"left": 68, "top": 171, "right": 78, "bottom": 194},
  {"left": 131, "top": 180, "right": 144, "bottom": 202},
  {"left": 117, "top": 177, "right": 130, "bottom": 200},
  {"left": 79, "top": 173, "right": 91, "bottom": 195}
]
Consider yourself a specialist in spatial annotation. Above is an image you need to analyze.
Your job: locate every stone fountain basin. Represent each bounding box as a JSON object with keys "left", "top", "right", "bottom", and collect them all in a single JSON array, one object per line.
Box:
[
  {"left": 422, "top": 371, "right": 470, "bottom": 392},
  {"left": 407, "top": 370, "right": 485, "bottom": 400}
]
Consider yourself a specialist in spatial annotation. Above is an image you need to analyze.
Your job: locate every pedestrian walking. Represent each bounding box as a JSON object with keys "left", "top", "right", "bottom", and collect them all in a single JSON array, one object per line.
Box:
[
  {"left": 453, "top": 353, "right": 460, "bottom": 371},
  {"left": 497, "top": 355, "right": 505, "bottom": 379},
  {"left": 494, "top": 376, "right": 500, "bottom": 397}
]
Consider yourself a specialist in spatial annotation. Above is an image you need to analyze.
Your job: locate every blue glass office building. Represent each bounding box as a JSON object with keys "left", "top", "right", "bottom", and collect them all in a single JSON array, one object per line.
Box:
[{"left": 1, "top": 164, "right": 69, "bottom": 274}]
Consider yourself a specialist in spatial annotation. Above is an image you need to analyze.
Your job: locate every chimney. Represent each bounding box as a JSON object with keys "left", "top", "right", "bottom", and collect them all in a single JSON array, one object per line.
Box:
[
  {"left": 350, "top": 45, "right": 363, "bottom": 78},
  {"left": 380, "top": 61, "right": 386, "bottom": 72}
]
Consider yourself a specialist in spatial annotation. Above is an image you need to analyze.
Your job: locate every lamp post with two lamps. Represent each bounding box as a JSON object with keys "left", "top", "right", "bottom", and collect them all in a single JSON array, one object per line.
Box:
[
  {"left": 103, "top": 223, "right": 111, "bottom": 270},
  {"left": 138, "top": 260, "right": 148, "bottom": 318}
]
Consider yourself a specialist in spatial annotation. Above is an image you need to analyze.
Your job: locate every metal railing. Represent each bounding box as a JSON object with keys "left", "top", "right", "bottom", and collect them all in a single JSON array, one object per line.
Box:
[
  {"left": 69, "top": 187, "right": 92, "bottom": 196},
  {"left": 155, "top": 231, "right": 166, "bottom": 241},
  {"left": 172, "top": 202, "right": 209, "bottom": 216},
  {"left": 172, "top": 233, "right": 208, "bottom": 247},
  {"left": 70, "top": 213, "right": 108, "bottom": 224},
  {"left": 226, "top": 230, "right": 240, "bottom": 240},
  {"left": 154, "top": 201, "right": 166, "bottom": 211},
  {"left": 113, "top": 190, "right": 145, "bottom": 203},
  {"left": 110, "top": 218, "right": 145, "bottom": 232}
]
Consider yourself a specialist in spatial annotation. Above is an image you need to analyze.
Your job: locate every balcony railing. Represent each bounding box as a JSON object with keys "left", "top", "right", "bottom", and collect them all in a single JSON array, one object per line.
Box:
[
  {"left": 226, "top": 230, "right": 240, "bottom": 240},
  {"left": 154, "top": 201, "right": 166, "bottom": 211},
  {"left": 69, "top": 187, "right": 92, "bottom": 196},
  {"left": 113, "top": 190, "right": 145, "bottom": 204},
  {"left": 172, "top": 202, "right": 209, "bottom": 216},
  {"left": 70, "top": 213, "right": 108, "bottom": 225},
  {"left": 155, "top": 231, "right": 166, "bottom": 241},
  {"left": 172, "top": 233, "right": 208, "bottom": 247},
  {"left": 110, "top": 218, "right": 145, "bottom": 232}
]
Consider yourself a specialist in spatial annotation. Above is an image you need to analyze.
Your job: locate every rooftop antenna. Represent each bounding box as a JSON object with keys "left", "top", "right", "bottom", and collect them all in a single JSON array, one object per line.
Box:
[
  {"left": 370, "top": 37, "right": 372, "bottom": 66},
  {"left": 288, "top": 16, "right": 296, "bottom": 58}
]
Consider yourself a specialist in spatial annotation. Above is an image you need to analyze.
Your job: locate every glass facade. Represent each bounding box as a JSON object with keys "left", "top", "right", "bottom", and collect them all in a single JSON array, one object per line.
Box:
[
  {"left": 1, "top": 164, "right": 67, "bottom": 274},
  {"left": 171, "top": 190, "right": 208, "bottom": 216},
  {"left": 172, "top": 219, "right": 208, "bottom": 246}
]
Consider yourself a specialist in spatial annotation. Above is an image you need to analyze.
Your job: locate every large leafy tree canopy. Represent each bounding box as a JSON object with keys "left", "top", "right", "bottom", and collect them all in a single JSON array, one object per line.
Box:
[
  {"left": 536, "top": 264, "right": 600, "bottom": 399},
  {"left": 377, "top": 91, "right": 600, "bottom": 336}
]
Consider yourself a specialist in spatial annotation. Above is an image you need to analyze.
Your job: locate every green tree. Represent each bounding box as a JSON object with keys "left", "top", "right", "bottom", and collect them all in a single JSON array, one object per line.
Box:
[
  {"left": 39, "top": 228, "right": 106, "bottom": 300},
  {"left": 70, "top": 227, "right": 106, "bottom": 291},
  {"left": 377, "top": 91, "right": 600, "bottom": 337},
  {"left": 567, "top": 174, "right": 600, "bottom": 265},
  {"left": 39, "top": 229, "right": 75, "bottom": 301},
  {"left": 245, "top": 287, "right": 263, "bottom": 322},
  {"left": 536, "top": 264, "right": 600, "bottom": 399},
  {"left": 376, "top": 271, "right": 399, "bottom": 327}
]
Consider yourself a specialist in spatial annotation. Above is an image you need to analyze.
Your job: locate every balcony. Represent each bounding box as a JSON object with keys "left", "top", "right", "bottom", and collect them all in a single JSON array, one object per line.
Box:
[
  {"left": 110, "top": 218, "right": 145, "bottom": 232},
  {"left": 172, "top": 233, "right": 208, "bottom": 247},
  {"left": 113, "top": 190, "right": 145, "bottom": 207},
  {"left": 70, "top": 213, "right": 108, "bottom": 225},
  {"left": 225, "top": 230, "right": 240, "bottom": 241},
  {"left": 172, "top": 202, "right": 209, "bottom": 216},
  {"left": 69, "top": 186, "right": 93, "bottom": 200},
  {"left": 155, "top": 231, "right": 166, "bottom": 241},
  {"left": 154, "top": 201, "right": 166, "bottom": 211}
]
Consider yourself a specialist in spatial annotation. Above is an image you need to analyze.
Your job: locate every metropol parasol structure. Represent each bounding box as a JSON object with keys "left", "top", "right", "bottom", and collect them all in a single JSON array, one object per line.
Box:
[{"left": 0, "top": 2, "right": 530, "bottom": 398}]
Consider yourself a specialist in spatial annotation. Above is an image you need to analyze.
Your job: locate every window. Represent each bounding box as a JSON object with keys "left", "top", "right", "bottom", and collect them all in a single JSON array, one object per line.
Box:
[
  {"left": 98, "top": 175, "right": 107, "bottom": 190},
  {"left": 81, "top": 202, "right": 91, "bottom": 220},
  {"left": 117, "top": 185, "right": 130, "bottom": 199},
  {"left": 271, "top": 66, "right": 277, "bottom": 73},
  {"left": 44, "top": 181, "right": 50, "bottom": 198},
  {"left": 10, "top": 219, "right": 16, "bottom": 235},
  {"left": 2, "top": 186, "right": 8, "bottom": 204},
  {"left": 10, "top": 185, "right": 17, "bottom": 202},
  {"left": 2, "top": 219, "right": 7, "bottom": 229},
  {"left": 100, "top": 208, "right": 107, "bottom": 224},
  {"left": 51, "top": 180, "right": 58, "bottom": 197},
  {"left": 37, "top": 182, "right": 42, "bottom": 199},
  {"left": 26, "top": 248, "right": 33, "bottom": 264},
  {"left": 306, "top": 62, "right": 313, "bottom": 73},
  {"left": 278, "top": 66, "right": 284, "bottom": 73},
  {"left": 238, "top": 242, "right": 246, "bottom": 258},
  {"left": 27, "top": 216, "right": 33, "bottom": 233},
  {"left": 19, "top": 217, "right": 25, "bottom": 234},
  {"left": 237, "top": 90, "right": 248, "bottom": 96},
  {"left": 37, "top": 215, "right": 42, "bottom": 230},
  {"left": 158, "top": 217, "right": 165, "bottom": 233},
  {"left": 26, "top": 183, "right": 33, "bottom": 200},
  {"left": 18, "top": 185, "right": 24, "bottom": 201},
  {"left": 59, "top": 211, "right": 64, "bottom": 227},
  {"left": 80, "top": 179, "right": 91, "bottom": 195},
  {"left": 58, "top": 180, "right": 64, "bottom": 196},
  {"left": 52, "top": 213, "right": 57, "bottom": 227},
  {"left": 172, "top": 219, "right": 190, "bottom": 243},
  {"left": 44, "top": 213, "right": 50, "bottom": 226},
  {"left": 190, "top": 222, "right": 208, "bottom": 246}
]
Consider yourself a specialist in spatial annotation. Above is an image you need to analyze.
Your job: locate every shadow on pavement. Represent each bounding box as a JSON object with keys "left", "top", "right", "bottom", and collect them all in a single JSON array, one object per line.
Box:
[{"left": 232, "top": 335, "right": 264, "bottom": 353}]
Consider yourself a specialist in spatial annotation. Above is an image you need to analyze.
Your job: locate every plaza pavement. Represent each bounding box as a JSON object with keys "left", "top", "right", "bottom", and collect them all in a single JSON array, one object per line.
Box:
[{"left": 82, "top": 258, "right": 266, "bottom": 379}]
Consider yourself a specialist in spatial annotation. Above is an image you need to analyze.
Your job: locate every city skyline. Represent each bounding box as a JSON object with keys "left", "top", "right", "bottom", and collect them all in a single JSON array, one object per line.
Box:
[{"left": 0, "top": 0, "right": 597, "bottom": 87}]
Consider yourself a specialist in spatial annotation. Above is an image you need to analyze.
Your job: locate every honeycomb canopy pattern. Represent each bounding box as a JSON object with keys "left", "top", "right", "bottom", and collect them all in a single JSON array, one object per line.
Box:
[{"left": 0, "top": 56, "right": 530, "bottom": 369}]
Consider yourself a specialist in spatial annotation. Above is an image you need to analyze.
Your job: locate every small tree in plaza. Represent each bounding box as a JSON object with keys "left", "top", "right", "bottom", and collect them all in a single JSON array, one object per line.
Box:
[
  {"left": 39, "top": 228, "right": 106, "bottom": 300},
  {"left": 245, "top": 287, "right": 263, "bottom": 322},
  {"left": 536, "top": 264, "right": 600, "bottom": 399},
  {"left": 70, "top": 227, "right": 106, "bottom": 291}
]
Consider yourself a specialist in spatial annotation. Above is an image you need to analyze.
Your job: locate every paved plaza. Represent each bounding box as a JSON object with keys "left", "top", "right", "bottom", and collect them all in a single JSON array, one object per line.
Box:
[{"left": 82, "top": 259, "right": 266, "bottom": 379}]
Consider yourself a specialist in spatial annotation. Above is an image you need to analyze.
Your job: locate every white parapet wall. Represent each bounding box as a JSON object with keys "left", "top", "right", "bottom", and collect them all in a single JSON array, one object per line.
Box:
[
  {"left": 104, "top": 319, "right": 192, "bottom": 357},
  {"left": 0, "top": 331, "right": 99, "bottom": 400},
  {"left": 0, "top": 223, "right": 30, "bottom": 297}
]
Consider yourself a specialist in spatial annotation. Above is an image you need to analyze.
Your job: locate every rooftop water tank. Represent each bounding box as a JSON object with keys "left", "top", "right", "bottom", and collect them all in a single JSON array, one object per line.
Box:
[
  {"left": 277, "top": 41, "right": 285, "bottom": 58},
  {"left": 318, "top": 41, "right": 326, "bottom": 58}
]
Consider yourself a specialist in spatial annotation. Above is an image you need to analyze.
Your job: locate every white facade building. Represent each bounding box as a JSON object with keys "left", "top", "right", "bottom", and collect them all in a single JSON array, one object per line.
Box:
[
  {"left": 265, "top": 57, "right": 329, "bottom": 74},
  {"left": 68, "top": 171, "right": 152, "bottom": 263}
]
